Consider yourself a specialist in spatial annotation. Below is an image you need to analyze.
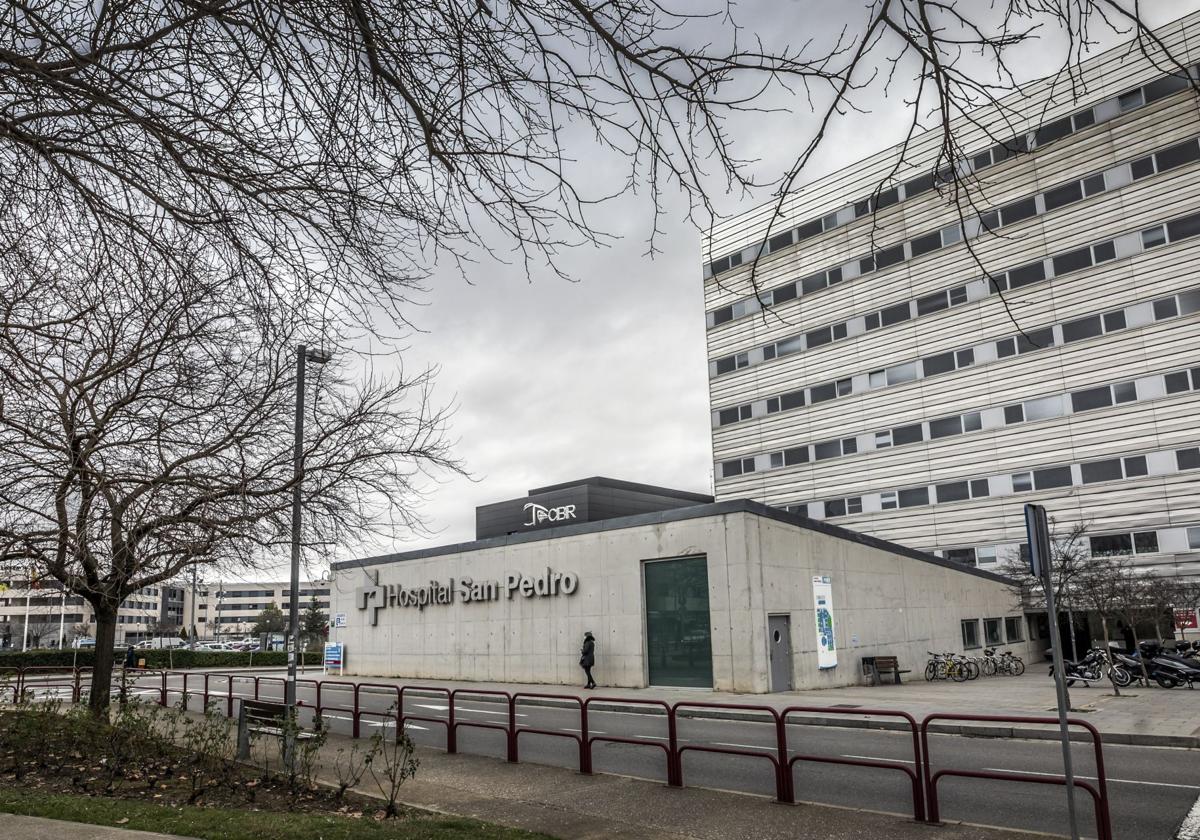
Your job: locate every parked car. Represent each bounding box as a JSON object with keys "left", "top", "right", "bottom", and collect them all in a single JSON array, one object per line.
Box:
[
  {"left": 72, "top": 637, "right": 96, "bottom": 649},
  {"left": 197, "top": 642, "right": 237, "bottom": 652}
]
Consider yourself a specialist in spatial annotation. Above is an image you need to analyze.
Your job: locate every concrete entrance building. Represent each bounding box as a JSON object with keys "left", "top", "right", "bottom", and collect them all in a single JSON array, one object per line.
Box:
[{"left": 330, "top": 478, "right": 1036, "bottom": 692}]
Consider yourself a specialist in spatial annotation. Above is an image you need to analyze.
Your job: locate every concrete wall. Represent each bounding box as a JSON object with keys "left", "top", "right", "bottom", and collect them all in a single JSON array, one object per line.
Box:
[{"left": 330, "top": 510, "right": 1037, "bottom": 692}]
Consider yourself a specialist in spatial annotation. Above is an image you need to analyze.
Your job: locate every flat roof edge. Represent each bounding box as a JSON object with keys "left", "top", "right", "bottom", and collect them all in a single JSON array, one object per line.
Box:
[
  {"left": 525, "top": 475, "right": 713, "bottom": 503},
  {"left": 335, "top": 499, "right": 1015, "bottom": 586}
]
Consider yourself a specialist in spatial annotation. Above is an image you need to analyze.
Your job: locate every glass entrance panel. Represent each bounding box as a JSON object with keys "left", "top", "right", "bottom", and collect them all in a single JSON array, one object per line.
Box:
[{"left": 644, "top": 556, "right": 713, "bottom": 687}]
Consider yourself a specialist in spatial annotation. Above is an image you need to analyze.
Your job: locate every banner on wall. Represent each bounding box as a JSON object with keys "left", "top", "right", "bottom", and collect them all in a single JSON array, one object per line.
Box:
[
  {"left": 323, "top": 642, "right": 345, "bottom": 675},
  {"left": 1175, "top": 608, "right": 1199, "bottom": 631},
  {"left": 812, "top": 575, "right": 837, "bottom": 669}
]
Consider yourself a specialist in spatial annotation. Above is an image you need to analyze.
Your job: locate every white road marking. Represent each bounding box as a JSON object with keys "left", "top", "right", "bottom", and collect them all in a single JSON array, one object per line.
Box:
[
  {"left": 412, "top": 703, "right": 526, "bottom": 718},
  {"left": 983, "top": 768, "right": 1200, "bottom": 790},
  {"left": 562, "top": 727, "right": 604, "bottom": 734},
  {"left": 713, "top": 742, "right": 773, "bottom": 750},
  {"left": 1176, "top": 791, "right": 1200, "bottom": 839},
  {"left": 318, "top": 713, "right": 428, "bottom": 731},
  {"left": 841, "top": 754, "right": 915, "bottom": 764}
]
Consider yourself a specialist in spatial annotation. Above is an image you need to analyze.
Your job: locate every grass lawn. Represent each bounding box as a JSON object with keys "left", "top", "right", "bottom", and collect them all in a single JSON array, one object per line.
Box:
[{"left": 0, "top": 788, "right": 553, "bottom": 840}]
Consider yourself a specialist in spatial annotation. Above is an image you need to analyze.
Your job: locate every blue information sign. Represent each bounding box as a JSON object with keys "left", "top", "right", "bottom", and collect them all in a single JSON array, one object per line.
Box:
[{"left": 323, "top": 642, "right": 344, "bottom": 673}]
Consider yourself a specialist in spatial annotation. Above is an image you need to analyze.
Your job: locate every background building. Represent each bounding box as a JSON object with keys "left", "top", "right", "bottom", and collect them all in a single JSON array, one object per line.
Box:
[
  {"left": 0, "top": 575, "right": 330, "bottom": 648},
  {"left": 703, "top": 13, "right": 1200, "bottom": 581},
  {"left": 182, "top": 580, "right": 331, "bottom": 640},
  {"left": 0, "top": 579, "right": 184, "bottom": 648}
]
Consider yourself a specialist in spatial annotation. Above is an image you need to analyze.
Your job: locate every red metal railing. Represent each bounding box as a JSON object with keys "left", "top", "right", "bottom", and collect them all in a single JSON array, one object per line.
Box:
[
  {"left": 920, "top": 713, "right": 1111, "bottom": 840},
  {"left": 583, "top": 696, "right": 677, "bottom": 784},
  {"left": 673, "top": 701, "right": 792, "bottom": 803},
  {"left": 783, "top": 705, "right": 924, "bottom": 821},
  {"left": 397, "top": 685, "right": 453, "bottom": 750},
  {"left": 449, "top": 688, "right": 516, "bottom": 761},
  {"left": 511, "top": 692, "right": 585, "bottom": 771},
  {"left": 7, "top": 665, "right": 1115, "bottom": 835}
]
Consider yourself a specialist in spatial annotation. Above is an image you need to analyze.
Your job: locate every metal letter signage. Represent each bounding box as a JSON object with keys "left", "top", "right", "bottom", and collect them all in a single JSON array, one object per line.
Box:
[
  {"left": 522, "top": 502, "right": 577, "bottom": 527},
  {"left": 812, "top": 575, "right": 837, "bottom": 670},
  {"left": 356, "top": 567, "right": 579, "bottom": 625}
]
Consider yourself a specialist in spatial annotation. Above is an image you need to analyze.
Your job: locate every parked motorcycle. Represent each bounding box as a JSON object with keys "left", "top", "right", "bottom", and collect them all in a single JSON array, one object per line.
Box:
[{"left": 1048, "top": 647, "right": 1109, "bottom": 687}]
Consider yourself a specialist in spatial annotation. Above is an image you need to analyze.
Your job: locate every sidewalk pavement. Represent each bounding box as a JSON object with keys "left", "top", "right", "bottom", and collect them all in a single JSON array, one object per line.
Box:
[
  {"left": 290, "top": 668, "right": 1200, "bottom": 748},
  {"left": 317, "top": 728, "right": 1050, "bottom": 840},
  {"left": 0, "top": 814, "right": 194, "bottom": 840}
]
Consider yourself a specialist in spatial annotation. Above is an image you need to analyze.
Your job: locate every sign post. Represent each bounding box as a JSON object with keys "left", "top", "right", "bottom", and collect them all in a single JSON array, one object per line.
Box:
[{"left": 1025, "top": 503, "right": 1079, "bottom": 840}]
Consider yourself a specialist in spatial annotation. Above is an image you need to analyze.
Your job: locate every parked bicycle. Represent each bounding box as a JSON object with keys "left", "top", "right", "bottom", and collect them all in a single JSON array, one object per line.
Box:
[{"left": 925, "top": 649, "right": 1023, "bottom": 681}]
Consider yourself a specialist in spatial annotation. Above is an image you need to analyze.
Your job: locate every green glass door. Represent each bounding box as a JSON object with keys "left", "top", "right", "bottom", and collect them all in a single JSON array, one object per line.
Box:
[{"left": 644, "top": 556, "right": 713, "bottom": 687}]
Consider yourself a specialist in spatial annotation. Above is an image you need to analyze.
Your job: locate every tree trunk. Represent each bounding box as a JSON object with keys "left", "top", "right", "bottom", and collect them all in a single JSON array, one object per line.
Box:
[
  {"left": 1130, "top": 627, "right": 1151, "bottom": 685},
  {"left": 1099, "top": 617, "right": 1119, "bottom": 697},
  {"left": 1066, "top": 607, "right": 1079, "bottom": 661},
  {"left": 89, "top": 606, "right": 119, "bottom": 715}
]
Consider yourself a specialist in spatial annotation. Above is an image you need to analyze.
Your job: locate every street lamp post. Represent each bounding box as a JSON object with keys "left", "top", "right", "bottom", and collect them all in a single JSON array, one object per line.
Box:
[{"left": 284, "top": 343, "right": 332, "bottom": 773}]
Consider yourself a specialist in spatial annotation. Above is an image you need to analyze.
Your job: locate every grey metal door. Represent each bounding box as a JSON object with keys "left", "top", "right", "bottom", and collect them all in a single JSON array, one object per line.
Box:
[{"left": 768, "top": 614, "right": 793, "bottom": 691}]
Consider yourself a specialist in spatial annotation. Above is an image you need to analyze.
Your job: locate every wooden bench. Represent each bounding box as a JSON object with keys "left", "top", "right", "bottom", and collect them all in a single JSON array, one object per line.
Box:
[
  {"left": 235, "top": 698, "right": 316, "bottom": 760},
  {"left": 861, "top": 655, "right": 912, "bottom": 686}
]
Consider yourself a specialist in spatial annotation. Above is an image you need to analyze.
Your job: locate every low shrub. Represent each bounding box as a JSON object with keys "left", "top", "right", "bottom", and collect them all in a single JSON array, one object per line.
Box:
[{"left": 0, "top": 649, "right": 320, "bottom": 670}]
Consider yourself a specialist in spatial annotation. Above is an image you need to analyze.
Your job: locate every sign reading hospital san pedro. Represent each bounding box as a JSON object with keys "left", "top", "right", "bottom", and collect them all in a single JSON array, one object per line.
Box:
[{"left": 358, "top": 567, "right": 578, "bottom": 625}]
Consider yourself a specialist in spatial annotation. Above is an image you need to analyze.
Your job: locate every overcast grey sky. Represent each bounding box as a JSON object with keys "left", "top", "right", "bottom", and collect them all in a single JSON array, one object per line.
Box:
[{"left": 308, "top": 0, "right": 1200, "bottom": 571}]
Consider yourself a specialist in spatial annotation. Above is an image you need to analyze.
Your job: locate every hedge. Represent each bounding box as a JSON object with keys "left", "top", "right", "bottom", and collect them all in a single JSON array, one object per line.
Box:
[{"left": 0, "top": 648, "right": 321, "bottom": 670}]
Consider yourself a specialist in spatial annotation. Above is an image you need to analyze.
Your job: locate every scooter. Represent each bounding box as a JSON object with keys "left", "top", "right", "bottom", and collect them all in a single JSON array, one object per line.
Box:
[
  {"left": 1114, "top": 642, "right": 1200, "bottom": 688},
  {"left": 1140, "top": 641, "right": 1200, "bottom": 688}
]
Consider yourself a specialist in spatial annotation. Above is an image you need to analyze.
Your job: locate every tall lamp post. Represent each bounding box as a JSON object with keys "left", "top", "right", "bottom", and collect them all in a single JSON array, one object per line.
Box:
[{"left": 285, "top": 344, "right": 332, "bottom": 772}]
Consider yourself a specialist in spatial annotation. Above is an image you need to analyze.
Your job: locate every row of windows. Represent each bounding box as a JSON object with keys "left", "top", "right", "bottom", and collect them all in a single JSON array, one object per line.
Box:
[
  {"left": 704, "top": 65, "right": 1198, "bottom": 282},
  {"left": 940, "top": 523, "right": 1200, "bottom": 569},
  {"left": 712, "top": 256, "right": 1200, "bottom": 434},
  {"left": 708, "top": 131, "right": 1200, "bottom": 330},
  {"left": 211, "top": 588, "right": 330, "bottom": 600},
  {"left": 712, "top": 197, "right": 1200, "bottom": 379},
  {"left": 789, "top": 444, "right": 1200, "bottom": 522},
  {"left": 962, "top": 616, "right": 1025, "bottom": 650},
  {"left": 205, "top": 601, "right": 331, "bottom": 613},
  {"left": 719, "top": 361, "right": 1199, "bottom": 480}
]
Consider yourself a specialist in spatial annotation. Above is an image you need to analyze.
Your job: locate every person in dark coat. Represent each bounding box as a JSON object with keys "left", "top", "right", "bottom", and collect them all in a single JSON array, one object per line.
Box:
[
  {"left": 579, "top": 631, "right": 596, "bottom": 689},
  {"left": 124, "top": 645, "right": 136, "bottom": 669}
]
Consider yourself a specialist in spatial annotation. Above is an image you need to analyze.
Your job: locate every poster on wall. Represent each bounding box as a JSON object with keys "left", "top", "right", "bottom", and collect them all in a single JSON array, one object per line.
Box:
[
  {"left": 812, "top": 576, "right": 837, "bottom": 669},
  {"left": 1175, "top": 608, "right": 1199, "bottom": 632}
]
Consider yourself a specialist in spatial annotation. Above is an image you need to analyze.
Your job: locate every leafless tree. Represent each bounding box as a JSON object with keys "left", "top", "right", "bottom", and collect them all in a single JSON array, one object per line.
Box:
[
  {"left": 1141, "top": 573, "right": 1200, "bottom": 640},
  {"left": 23, "top": 620, "right": 57, "bottom": 649},
  {"left": 1, "top": 2, "right": 1188, "bottom": 337},
  {"left": 728, "top": 1, "right": 1199, "bottom": 343},
  {"left": 999, "top": 518, "right": 1090, "bottom": 659},
  {"left": 0, "top": 229, "right": 461, "bottom": 712},
  {"left": 1073, "top": 551, "right": 1125, "bottom": 694}
]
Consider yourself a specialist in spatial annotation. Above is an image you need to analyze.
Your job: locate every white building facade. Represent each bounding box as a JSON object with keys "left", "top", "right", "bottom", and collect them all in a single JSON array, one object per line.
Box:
[
  {"left": 703, "top": 14, "right": 1200, "bottom": 581},
  {"left": 331, "top": 482, "right": 1036, "bottom": 692}
]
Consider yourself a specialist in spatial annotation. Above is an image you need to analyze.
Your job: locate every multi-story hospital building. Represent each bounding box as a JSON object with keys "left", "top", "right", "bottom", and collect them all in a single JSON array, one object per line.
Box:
[{"left": 704, "top": 13, "right": 1200, "bottom": 580}]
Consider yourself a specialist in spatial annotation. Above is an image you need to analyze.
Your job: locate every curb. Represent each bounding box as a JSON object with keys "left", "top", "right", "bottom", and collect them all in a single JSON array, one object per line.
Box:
[{"left": 380, "top": 687, "right": 1200, "bottom": 749}]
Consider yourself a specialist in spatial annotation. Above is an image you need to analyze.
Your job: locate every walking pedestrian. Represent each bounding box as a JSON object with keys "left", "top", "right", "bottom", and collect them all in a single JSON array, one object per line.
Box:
[
  {"left": 580, "top": 631, "right": 596, "bottom": 689},
  {"left": 124, "top": 645, "right": 136, "bottom": 669}
]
